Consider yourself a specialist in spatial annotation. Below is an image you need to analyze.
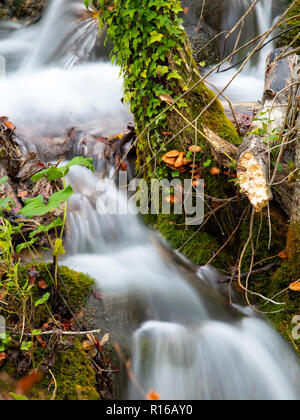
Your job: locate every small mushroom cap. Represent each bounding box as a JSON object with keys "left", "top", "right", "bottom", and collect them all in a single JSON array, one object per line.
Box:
[
  {"left": 193, "top": 174, "right": 201, "bottom": 180},
  {"left": 175, "top": 152, "right": 185, "bottom": 168},
  {"left": 188, "top": 145, "right": 202, "bottom": 153},
  {"left": 166, "top": 150, "right": 180, "bottom": 158},
  {"left": 189, "top": 164, "right": 199, "bottom": 169},
  {"left": 210, "top": 167, "right": 221, "bottom": 176},
  {"left": 165, "top": 195, "right": 181, "bottom": 204},
  {"left": 192, "top": 180, "right": 201, "bottom": 187},
  {"left": 162, "top": 155, "right": 176, "bottom": 166}
]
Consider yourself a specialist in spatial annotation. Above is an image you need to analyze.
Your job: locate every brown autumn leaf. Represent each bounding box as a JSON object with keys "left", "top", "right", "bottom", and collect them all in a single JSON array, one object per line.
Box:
[
  {"left": 15, "top": 370, "right": 42, "bottom": 396},
  {"left": 184, "top": 7, "right": 189, "bottom": 15},
  {"left": 0, "top": 353, "right": 6, "bottom": 367},
  {"left": 100, "top": 333, "right": 110, "bottom": 347},
  {"left": 4, "top": 121, "right": 16, "bottom": 131},
  {"left": 38, "top": 279, "right": 48, "bottom": 290},
  {"left": 36, "top": 335, "right": 47, "bottom": 349},
  {"left": 289, "top": 281, "right": 300, "bottom": 292},
  {"left": 278, "top": 251, "right": 288, "bottom": 259},
  {"left": 159, "top": 93, "right": 174, "bottom": 105},
  {"left": 147, "top": 390, "right": 161, "bottom": 400}
]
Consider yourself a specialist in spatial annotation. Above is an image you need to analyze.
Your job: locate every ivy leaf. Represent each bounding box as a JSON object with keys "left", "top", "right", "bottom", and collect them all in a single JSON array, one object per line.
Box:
[
  {"left": 20, "top": 341, "right": 32, "bottom": 351},
  {"left": 149, "top": 31, "right": 164, "bottom": 45}
]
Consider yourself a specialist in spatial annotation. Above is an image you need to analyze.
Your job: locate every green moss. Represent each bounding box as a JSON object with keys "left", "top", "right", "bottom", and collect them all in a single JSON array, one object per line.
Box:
[
  {"left": 145, "top": 213, "right": 229, "bottom": 268},
  {"left": 15, "top": 264, "right": 95, "bottom": 327},
  {"left": 255, "top": 258, "right": 300, "bottom": 351},
  {"left": 33, "top": 340, "right": 100, "bottom": 401},
  {"left": 277, "top": 0, "right": 300, "bottom": 48},
  {"left": 0, "top": 265, "right": 99, "bottom": 400}
]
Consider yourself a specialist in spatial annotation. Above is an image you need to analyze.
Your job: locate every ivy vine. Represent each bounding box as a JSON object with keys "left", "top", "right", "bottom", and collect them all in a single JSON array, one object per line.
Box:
[{"left": 86, "top": 0, "right": 187, "bottom": 128}]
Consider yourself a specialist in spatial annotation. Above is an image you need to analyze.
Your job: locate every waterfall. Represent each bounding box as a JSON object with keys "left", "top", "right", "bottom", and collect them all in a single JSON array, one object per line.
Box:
[
  {"left": 222, "top": 0, "right": 275, "bottom": 73},
  {"left": 0, "top": 0, "right": 129, "bottom": 140},
  {"left": 208, "top": 0, "right": 284, "bottom": 102},
  {"left": 62, "top": 166, "right": 300, "bottom": 400}
]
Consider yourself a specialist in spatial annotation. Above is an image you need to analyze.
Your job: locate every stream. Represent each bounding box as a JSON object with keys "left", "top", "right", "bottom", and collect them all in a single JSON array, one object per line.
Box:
[{"left": 0, "top": 0, "right": 299, "bottom": 400}]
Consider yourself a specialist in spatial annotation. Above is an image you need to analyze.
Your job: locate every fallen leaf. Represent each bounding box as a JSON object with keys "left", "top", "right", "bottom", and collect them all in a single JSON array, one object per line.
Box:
[
  {"left": 100, "top": 333, "right": 110, "bottom": 347},
  {"left": 36, "top": 336, "right": 47, "bottom": 349},
  {"left": 289, "top": 281, "right": 300, "bottom": 292},
  {"left": 278, "top": 251, "right": 288, "bottom": 259},
  {"left": 159, "top": 93, "right": 174, "bottom": 105},
  {"left": 15, "top": 370, "right": 42, "bottom": 396},
  {"left": 38, "top": 279, "right": 48, "bottom": 290},
  {"left": 0, "top": 353, "right": 6, "bottom": 367},
  {"left": 184, "top": 7, "right": 189, "bottom": 15},
  {"left": 147, "top": 390, "right": 161, "bottom": 400},
  {"left": 4, "top": 121, "right": 16, "bottom": 131}
]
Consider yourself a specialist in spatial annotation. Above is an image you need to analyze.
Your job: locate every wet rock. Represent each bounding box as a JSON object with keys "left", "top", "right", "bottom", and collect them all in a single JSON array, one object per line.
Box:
[
  {"left": 181, "top": 0, "right": 222, "bottom": 65},
  {"left": 0, "top": 0, "right": 47, "bottom": 22}
]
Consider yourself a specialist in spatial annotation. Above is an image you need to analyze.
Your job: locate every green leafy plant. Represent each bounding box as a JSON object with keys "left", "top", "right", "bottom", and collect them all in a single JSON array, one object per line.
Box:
[{"left": 84, "top": 0, "right": 187, "bottom": 157}]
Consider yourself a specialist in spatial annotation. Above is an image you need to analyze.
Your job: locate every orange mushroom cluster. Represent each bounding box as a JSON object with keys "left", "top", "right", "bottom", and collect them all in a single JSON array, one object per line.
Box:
[
  {"left": 162, "top": 150, "right": 192, "bottom": 173},
  {"left": 162, "top": 146, "right": 204, "bottom": 188}
]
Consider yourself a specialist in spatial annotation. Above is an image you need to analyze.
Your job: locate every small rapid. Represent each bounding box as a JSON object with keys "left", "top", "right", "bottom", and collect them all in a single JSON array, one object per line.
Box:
[{"left": 63, "top": 166, "right": 300, "bottom": 400}]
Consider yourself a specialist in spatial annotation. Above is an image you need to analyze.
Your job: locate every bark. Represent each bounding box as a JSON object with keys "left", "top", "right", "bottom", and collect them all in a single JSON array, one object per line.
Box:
[
  {"left": 287, "top": 112, "right": 300, "bottom": 259},
  {"left": 237, "top": 49, "right": 299, "bottom": 213},
  {"left": 202, "top": 125, "right": 239, "bottom": 167},
  {"left": 291, "top": 113, "right": 300, "bottom": 226}
]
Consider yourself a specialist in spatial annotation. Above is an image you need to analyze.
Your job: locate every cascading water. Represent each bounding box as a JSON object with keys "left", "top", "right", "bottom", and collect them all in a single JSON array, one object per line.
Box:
[
  {"left": 0, "top": 0, "right": 129, "bottom": 140},
  {"left": 209, "top": 0, "right": 283, "bottom": 102},
  {"left": 63, "top": 166, "right": 300, "bottom": 400},
  {"left": 0, "top": 0, "right": 299, "bottom": 400}
]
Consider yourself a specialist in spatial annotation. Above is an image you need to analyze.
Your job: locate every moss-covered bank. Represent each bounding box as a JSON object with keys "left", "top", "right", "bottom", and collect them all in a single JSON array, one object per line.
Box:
[{"left": 0, "top": 264, "right": 103, "bottom": 400}]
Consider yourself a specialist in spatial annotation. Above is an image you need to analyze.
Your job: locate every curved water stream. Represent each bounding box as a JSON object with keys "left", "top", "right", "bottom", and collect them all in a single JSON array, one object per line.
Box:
[{"left": 0, "top": 0, "right": 299, "bottom": 400}]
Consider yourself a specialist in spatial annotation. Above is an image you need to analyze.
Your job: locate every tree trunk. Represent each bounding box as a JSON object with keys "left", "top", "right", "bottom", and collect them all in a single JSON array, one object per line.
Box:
[
  {"left": 237, "top": 49, "right": 299, "bottom": 213},
  {"left": 287, "top": 112, "right": 300, "bottom": 259},
  {"left": 96, "top": 0, "right": 240, "bottom": 181}
]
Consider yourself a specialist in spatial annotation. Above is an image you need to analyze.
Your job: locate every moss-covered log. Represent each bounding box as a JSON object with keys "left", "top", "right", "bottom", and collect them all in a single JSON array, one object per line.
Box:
[{"left": 95, "top": 0, "right": 239, "bottom": 177}]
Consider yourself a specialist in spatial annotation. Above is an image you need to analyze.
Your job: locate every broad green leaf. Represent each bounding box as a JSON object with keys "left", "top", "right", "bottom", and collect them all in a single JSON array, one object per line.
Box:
[
  {"left": 9, "top": 393, "right": 28, "bottom": 401},
  {"left": 31, "top": 157, "right": 95, "bottom": 182},
  {"left": 34, "top": 293, "right": 50, "bottom": 308},
  {"left": 29, "top": 217, "right": 63, "bottom": 239},
  {"left": 20, "top": 341, "right": 32, "bottom": 351},
  {"left": 19, "top": 186, "right": 73, "bottom": 218}
]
